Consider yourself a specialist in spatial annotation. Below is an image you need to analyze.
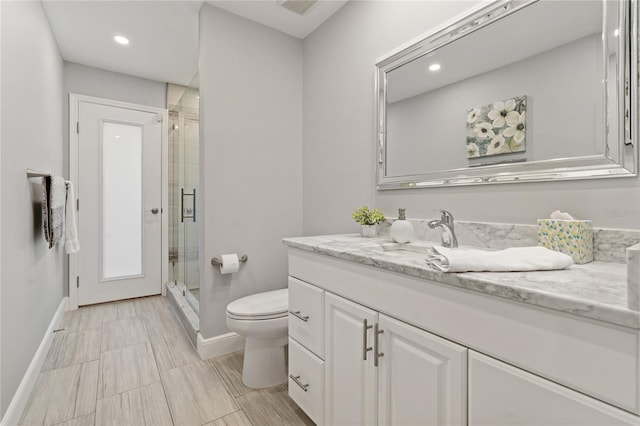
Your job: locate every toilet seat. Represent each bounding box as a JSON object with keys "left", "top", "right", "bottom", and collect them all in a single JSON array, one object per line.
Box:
[
  {"left": 227, "top": 311, "right": 288, "bottom": 321},
  {"left": 226, "top": 288, "right": 288, "bottom": 321}
]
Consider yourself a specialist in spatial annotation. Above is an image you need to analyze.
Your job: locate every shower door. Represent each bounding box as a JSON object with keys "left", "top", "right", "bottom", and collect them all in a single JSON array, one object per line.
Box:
[
  {"left": 168, "top": 83, "right": 200, "bottom": 312},
  {"left": 180, "top": 116, "right": 200, "bottom": 301}
]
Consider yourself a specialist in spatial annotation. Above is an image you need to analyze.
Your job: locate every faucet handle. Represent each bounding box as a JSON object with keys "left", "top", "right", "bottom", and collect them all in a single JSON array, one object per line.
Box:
[{"left": 438, "top": 209, "right": 455, "bottom": 225}]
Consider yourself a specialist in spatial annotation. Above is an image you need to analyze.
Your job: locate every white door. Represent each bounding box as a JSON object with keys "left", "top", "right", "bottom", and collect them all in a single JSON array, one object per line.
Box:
[
  {"left": 324, "top": 293, "right": 378, "bottom": 426},
  {"left": 77, "top": 99, "right": 164, "bottom": 305},
  {"left": 378, "top": 314, "right": 467, "bottom": 426}
]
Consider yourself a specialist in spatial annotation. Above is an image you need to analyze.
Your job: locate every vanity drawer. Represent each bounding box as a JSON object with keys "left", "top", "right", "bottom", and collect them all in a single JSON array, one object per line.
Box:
[
  {"left": 288, "top": 276, "right": 324, "bottom": 357},
  {"left": 289, "top": 338, "right": 324, "bottom": 426}
]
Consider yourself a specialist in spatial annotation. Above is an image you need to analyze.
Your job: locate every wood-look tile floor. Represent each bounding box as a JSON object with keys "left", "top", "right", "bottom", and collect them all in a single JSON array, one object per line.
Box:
[{"left": 19, "top": 296, "right": 313, "bottom": 426}]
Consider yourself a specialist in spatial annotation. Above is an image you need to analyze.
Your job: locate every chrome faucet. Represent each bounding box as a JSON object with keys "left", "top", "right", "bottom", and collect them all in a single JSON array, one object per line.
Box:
[{"left": 427, "top": 210, "right": 459, "bottom": 248}]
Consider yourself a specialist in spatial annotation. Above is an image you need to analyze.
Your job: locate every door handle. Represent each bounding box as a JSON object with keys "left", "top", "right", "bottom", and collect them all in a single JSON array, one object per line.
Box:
[
  {"left": 151, "top": 208, "right": 159, "bottom": 214},
  {"left": 374, "top": 322, "right": 384, "bottom": 367},
  {"left": 363, "top": 319, "right": 373, "bottom": 360},
  {"left": 181, "top": 188, "right": 196, "bottom": 222}
]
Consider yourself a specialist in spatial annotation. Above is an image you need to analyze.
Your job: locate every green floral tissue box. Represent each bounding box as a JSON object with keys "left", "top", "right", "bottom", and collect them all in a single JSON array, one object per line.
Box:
[{"left": 537, "top": 219, "right": 593, "bottom": 264}]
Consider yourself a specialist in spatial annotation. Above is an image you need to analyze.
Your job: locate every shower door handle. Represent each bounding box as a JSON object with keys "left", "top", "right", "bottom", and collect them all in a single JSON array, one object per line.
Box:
[{"left": 181, "top": 189, "right": 196, "bottom": 222}]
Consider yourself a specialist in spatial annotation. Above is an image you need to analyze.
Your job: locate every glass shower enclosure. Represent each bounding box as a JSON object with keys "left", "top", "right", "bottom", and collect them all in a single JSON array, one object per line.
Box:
[{"left": 168, "top": 78, "right": 200, "bottom": 314}]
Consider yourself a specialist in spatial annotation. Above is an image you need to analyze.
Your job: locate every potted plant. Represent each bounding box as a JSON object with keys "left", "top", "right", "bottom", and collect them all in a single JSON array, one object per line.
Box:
[{"left": 352, "top": 206, "right": 386, "bottom": 237}]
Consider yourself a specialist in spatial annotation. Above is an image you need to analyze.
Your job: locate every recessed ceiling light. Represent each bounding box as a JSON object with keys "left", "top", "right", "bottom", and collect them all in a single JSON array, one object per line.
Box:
[
  {"left": 113, "top": 35, "right": 130, "bottom": 45},
  {"left": 429, "top": 63, "right": 441, "bottom": 72}
]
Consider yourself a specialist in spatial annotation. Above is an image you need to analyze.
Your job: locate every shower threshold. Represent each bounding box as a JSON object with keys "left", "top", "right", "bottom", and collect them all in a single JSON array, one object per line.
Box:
[
  {"left": 175, "top": 281, "right": 200, "bottom": 315},
  {"left": 166, "top": 282, "right": 199, "bottom": 346}
]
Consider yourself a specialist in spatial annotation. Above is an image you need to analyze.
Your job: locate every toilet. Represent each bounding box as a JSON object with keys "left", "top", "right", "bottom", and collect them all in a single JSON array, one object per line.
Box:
[{"left": 226, "top": 288, "right": 289, "bottom": 388}]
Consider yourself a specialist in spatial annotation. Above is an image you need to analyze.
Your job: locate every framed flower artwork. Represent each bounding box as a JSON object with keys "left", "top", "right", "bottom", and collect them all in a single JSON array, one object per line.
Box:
[{"left": 466, "top": 95, "right": 527, "bottom": 158}]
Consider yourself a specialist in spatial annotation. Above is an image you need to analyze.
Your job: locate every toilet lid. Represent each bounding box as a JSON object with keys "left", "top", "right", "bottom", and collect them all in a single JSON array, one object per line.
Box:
[{"left": 227, "top": 288, "right": 288, "bottom": 319}]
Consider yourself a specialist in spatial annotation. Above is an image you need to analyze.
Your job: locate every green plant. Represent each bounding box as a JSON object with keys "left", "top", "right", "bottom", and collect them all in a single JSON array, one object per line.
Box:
[{"left": 352, "top": 206, "right": 386, "bottom": 225}]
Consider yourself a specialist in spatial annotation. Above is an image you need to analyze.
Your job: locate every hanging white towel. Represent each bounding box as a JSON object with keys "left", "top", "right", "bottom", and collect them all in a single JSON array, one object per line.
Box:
[
  {"left": 41, "top": 177, "right": 52, "bottom": 246},
  {"left": 50, "top": 176, "right": 66, "bottom": 246},
  {"left": 42, "top": 176, "right": 66, "bottom": 248},
  {"left": 64, "top": 180, "right": 80, "bottom": 254},
  {"left": 425, "top": 246, "right": 573, "bottom": 273}
]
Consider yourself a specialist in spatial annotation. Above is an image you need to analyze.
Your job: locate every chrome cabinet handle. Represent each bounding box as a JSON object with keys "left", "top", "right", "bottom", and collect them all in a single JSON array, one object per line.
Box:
[
  {"left": 374, "top": 322, "right": 384, "bottom": 367},
  {"left": 362, "top": 319, "right": 373, "bottom": 360},
  {"left": 289, "top": 374, "right": 309, "bottom": 392},
  {"left": 289, "top": 310, "right": 309, "bottom": 322}
]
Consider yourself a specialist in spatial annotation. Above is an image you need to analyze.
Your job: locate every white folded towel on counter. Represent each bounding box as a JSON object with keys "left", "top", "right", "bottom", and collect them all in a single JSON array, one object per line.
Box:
[{"left": 425, "top": 246, "right": 573, "bottom": 273}]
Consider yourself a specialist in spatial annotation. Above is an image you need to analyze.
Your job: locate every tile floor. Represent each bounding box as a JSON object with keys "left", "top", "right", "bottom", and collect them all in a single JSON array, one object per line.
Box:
[{"left": 19, "top": 296, "right": 313, "bottom": 426}]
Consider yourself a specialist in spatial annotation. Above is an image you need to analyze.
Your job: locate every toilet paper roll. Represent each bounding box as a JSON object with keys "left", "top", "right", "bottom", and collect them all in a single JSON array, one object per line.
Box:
[{"left": 220, "top": 253, "right": 240, "bottom": 274}]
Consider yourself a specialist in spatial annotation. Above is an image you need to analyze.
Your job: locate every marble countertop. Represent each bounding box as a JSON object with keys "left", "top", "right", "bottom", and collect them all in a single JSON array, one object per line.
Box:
[{"left": 283, "top": 234, "right": 639, "bottom": 329}]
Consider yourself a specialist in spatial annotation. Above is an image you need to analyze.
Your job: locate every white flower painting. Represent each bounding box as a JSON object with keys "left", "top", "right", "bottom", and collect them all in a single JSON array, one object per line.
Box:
[{"left": 466, "top": 95, "right": 527, "bottom": 158}]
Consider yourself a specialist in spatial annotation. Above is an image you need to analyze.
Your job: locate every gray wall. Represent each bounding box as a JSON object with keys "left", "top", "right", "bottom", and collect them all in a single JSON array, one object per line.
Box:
[
  {"left": 0, "top": 1, "right": 65, "bottom": 416},
  {"left": 64, "top": 62, "right": 167, "bottom": 110},
  {"left": 302, "top": 0, "right": 640, "bottom": 233},
  {"left": 199, "top": 4, "right": 303, "bottom": 338}
]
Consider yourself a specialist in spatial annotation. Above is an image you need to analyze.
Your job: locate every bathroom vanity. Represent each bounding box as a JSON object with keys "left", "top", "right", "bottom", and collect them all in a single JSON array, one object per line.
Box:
[{"left": 284, "top": 234, "right": 640, "bottom": 426}]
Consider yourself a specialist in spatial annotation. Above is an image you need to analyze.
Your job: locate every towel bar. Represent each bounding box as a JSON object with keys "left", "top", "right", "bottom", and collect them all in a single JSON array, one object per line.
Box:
[
  {"left": 26, "top": 169, "right": 51, "bottom": 178},
  {"left": 211, "top": 254, "right": 248, "bottom": 266}
]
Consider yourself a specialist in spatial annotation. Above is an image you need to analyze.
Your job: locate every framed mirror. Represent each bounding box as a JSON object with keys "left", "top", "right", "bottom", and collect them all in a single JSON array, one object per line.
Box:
[{"left": 376, "top": 0, "right": 638, "bottom": 189}]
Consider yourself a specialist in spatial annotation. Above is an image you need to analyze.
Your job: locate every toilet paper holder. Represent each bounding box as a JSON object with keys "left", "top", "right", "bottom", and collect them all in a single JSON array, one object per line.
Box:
[{"left": 211, "top": 254, "right": 248, "bottom": 266}]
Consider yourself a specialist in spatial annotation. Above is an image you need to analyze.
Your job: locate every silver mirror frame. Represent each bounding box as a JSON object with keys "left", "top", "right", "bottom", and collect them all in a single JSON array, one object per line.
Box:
[{"left": 376, "top": 0, "right": 638, "bottom": 190}]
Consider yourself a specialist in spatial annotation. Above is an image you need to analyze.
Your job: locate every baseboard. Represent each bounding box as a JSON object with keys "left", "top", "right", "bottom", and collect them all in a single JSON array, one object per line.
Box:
[
  {"left": 1, "top": 297, "right": 68, "bottom": 426},
  {"left": 197, "top": 331, "right": 245, "bottom": 360}
]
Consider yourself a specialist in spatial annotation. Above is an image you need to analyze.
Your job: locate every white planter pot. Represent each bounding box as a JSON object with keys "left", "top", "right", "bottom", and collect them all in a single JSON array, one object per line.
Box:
[{"left": 361, "top": 224, "right": 378, "bottom": 238}]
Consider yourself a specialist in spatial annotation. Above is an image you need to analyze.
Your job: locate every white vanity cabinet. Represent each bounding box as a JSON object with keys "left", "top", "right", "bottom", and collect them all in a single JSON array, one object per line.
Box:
[
  {"left": 293, "top": 289, "right": 468, "bottom": 426},
  {"left": 286, "top": 247, "right": 640, "bottom": 426}
]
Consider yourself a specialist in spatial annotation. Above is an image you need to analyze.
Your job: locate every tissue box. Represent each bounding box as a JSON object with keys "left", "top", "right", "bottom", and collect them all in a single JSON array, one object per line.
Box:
[{"left": 537, "top": 219, "right": 593, "bottom": 264}]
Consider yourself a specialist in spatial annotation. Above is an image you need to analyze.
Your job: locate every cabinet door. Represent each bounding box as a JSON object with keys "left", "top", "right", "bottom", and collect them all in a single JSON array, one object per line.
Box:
[
  {"left": 469, "top": 351, "right": 639, "bottom": 426},
  {"left": 378, "top": 314, "right": 467, "bottom": 426},
  {"left": 324, "top": 292, "right": 378, "bottom": 426}
]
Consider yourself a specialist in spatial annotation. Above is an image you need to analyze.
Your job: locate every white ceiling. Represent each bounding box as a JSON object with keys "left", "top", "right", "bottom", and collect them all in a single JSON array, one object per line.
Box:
[
  {"left": 208, "top": 0, "right": 347, "bottom": 39},
  {"left": 43, "top": 1, "right": 202, "bottom": 86},
  {"left": 42, "top": 0, "right": 347, "bottom": 86}
]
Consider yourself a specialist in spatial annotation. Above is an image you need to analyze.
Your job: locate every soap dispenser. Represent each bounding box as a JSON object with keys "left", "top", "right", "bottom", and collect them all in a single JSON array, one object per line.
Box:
[{"left": 390, "top": 208, "right": 414, "bottom": 243}]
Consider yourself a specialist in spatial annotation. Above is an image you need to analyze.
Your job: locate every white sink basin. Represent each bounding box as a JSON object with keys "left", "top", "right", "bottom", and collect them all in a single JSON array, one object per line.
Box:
[{"left": 381, "top": 242, "right": 434, "bottom": 254}]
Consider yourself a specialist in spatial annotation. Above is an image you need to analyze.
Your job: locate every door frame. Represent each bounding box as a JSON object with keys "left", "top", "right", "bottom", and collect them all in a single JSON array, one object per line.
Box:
[{"left": 68, "top": 93, "right": 168, "bottom": 310}]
